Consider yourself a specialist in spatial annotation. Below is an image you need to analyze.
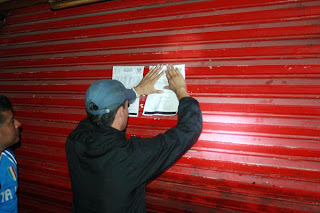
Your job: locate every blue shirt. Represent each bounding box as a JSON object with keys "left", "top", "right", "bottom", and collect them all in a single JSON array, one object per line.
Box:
[{"left": 0, "top": 149, "right": 18, "bottom": 213}]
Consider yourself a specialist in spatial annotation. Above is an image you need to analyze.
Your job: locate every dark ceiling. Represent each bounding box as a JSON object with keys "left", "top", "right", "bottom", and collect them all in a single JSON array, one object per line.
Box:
[{"left": 0, "top": 0, "right": 48, "bottom": 11}]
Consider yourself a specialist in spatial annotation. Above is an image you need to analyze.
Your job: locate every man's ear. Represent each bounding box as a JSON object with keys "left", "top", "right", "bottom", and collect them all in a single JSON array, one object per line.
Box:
[
  {"left": 111, "top": 107, "right": 123, "bottom": 130},
  {"left": 116, "top": 105, "right": 125, "bottom": 118}
]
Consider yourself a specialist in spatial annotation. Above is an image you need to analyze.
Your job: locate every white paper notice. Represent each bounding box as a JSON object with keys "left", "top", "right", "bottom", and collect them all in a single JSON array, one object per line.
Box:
[
  {"left": 112, "top": 66, "right": 144, "bottom": 117},
  {"left": 143, "top": 64, "right": 185, "bottom": 116}
]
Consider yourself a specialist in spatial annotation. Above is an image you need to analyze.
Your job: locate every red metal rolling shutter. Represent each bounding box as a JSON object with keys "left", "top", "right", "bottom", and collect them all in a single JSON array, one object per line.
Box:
[{"left": 0, "top": 0, "right": 319, "bottom": 212}]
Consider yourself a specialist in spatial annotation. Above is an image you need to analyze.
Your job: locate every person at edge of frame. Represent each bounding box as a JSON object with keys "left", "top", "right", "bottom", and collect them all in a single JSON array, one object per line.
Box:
[
  {"left": 0, "top": 95, "right": 22, "bottom": 213},
  {"left": 66, "top": 64, "right": 203, "bottom": 213}
]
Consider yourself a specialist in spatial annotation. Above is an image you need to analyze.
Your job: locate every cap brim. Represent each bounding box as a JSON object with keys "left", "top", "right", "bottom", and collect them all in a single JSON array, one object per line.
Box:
[{"left": 126, "top": 89, "right": 136, "bottom": 104}]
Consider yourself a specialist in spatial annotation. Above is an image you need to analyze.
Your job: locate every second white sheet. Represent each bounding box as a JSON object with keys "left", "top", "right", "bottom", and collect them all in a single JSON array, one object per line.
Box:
[{"left": 143, "top": 64, "right": 185, "bottom": 116}]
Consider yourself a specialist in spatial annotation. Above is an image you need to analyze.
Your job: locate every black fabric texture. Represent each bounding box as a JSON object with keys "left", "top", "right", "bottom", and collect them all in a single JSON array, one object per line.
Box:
[{"left": 66, "top": 97, "right": 203, "bottom": 213}]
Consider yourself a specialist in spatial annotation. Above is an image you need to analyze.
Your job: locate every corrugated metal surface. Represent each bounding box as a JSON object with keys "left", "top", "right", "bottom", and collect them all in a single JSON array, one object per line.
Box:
[{"left": 0, "top": 0, "right": 320, "bottom": 212}]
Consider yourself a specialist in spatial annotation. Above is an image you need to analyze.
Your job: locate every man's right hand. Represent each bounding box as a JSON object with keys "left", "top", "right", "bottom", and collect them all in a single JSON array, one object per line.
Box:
[{"left": 164, "top": 65, "right": 189, "bottom": 100}]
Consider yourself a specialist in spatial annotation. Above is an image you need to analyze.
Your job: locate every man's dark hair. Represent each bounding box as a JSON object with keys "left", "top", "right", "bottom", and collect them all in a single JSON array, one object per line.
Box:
[
  {"left": 0, "top": 95, "right": 13, "bottom": 127},
  {"left": 88, "top": 100, "right": 127, "bottom": 128}
]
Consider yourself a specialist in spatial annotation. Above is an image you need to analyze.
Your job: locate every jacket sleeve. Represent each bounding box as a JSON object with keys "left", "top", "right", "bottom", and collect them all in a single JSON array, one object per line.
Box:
[{"left": 130, "top": 97, "right": 202, "bottom": 185}]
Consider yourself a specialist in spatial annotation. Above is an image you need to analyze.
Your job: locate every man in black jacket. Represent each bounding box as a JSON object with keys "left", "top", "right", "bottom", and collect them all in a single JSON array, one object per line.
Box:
[{"left": 66, "top": 65, "right": 202, "bottom": 213}]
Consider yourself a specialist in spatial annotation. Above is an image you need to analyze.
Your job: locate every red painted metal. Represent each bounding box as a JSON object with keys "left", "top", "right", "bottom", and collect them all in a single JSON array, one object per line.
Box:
[{"left": 0, "top": 0, "right": 319, "bottom": 212}]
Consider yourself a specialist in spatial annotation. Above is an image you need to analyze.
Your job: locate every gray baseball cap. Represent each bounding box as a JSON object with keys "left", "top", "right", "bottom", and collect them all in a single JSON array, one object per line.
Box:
[{"left": 85, "top": 80, "right": 136, "bottom": 115}]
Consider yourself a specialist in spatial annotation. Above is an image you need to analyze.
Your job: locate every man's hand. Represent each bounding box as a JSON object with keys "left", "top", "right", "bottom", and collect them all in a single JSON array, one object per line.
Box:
[
  {"left": 164, "top": 65, "right": 189, "bottom": 100},
  {"left": 134, "top": 65, "right": 164, "bottom": 96}
]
